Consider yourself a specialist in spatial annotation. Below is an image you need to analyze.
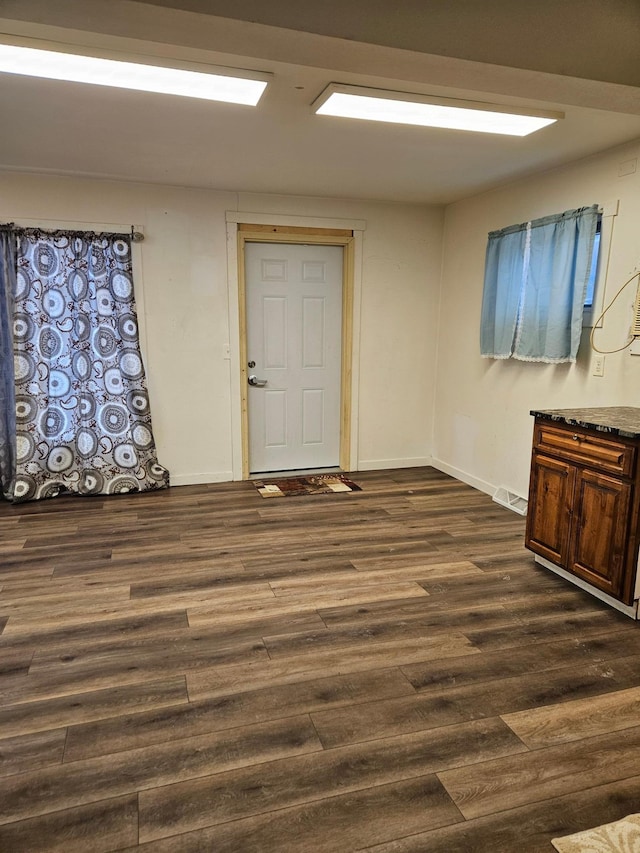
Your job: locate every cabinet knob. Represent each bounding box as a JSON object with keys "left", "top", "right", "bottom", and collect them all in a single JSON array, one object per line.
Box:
[{"left": 572, "top": 434, "right": 579, "bottom": 441}]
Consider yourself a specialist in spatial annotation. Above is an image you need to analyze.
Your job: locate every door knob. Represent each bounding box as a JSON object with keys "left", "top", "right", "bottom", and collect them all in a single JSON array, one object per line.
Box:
[{"left": 248, "top": 375, "right": 268, "bottom": 387}]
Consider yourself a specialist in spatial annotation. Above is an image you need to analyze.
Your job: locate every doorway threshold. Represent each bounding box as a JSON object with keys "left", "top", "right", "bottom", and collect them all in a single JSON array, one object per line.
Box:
[{"left": 249, "top": 466, "right": 342, "bottom": 480}]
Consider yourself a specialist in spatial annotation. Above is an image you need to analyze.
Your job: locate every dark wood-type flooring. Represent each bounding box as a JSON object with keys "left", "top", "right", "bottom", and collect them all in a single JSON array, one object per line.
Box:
[{"left": 1, "top": 467, "right": 640, "bottom": 852}]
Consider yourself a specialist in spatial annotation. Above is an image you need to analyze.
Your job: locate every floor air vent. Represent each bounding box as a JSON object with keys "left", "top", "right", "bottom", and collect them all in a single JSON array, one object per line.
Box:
[{"left": 493, "top": 486, "right": 528, "bottom": 516}]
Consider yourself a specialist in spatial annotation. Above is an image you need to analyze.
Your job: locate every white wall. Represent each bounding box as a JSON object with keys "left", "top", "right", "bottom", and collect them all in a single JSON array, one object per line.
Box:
[
  {"left": 0, "top": 172, "right": 443, "bottom": 484},
  {"left": 434, "top": 139, "right": 640, "bottom": 499}
]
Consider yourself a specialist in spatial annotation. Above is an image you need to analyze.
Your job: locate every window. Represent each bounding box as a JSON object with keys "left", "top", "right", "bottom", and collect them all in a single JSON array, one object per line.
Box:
[
  {"left": 480, "top": 204, "right": 600, "bottom": 363},
  {"left": 584, "top": 216, "right": 601, "bottom": 309},
  {"left": 582, "top": 202, "right": 618, "bottom": 329}
]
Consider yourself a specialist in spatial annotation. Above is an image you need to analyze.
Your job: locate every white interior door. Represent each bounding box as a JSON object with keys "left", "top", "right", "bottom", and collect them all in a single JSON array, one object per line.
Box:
[{"left": 245, "top": 242, "right": 343, "bottom": 474}]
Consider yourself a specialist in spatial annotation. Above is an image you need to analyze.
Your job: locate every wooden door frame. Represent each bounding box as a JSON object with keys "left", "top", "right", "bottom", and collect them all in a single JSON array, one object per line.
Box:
[{"left": 237, "top": 225, "right": 355, "bottom": 479}]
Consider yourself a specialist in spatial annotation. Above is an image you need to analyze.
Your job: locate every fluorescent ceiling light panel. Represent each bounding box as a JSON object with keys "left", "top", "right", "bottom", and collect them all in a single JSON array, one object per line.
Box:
[
  {"left": 313, "top": 84, "right": 562, "bottom": 136},
  {"left": 0, "top": 44, "right": 268, "bottom": 105}
]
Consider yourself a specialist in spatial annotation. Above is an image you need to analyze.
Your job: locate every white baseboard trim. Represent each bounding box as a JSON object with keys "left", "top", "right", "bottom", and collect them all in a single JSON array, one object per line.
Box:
[
  {"left": 169, "top": 461, "right": 497, "bottom": 495},
  {"left": 169, "top": 471, "right": 234, "bottom": 487},
  {"left": 429, "top": 458, "right": 495, "bottom": 497},
  {"left": 357, "top": 456, "right": 432, "bottom": 471},
  {"left": 534, "top": 555, "right": 639, "bottom": 620}
]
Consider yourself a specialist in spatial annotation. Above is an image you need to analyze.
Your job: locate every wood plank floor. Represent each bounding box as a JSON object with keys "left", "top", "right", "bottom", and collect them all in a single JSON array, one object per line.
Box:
[{"left": 1, "top": 467, "right": 639, "bottom": 852}]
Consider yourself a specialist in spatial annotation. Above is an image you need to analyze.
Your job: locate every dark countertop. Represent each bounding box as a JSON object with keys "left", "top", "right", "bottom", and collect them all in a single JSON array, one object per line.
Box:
[{"left": 531, "top": 407, "right": 640, "bottom": 438}]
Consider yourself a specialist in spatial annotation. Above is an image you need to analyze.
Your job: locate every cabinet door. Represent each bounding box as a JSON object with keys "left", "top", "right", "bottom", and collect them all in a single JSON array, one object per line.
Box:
[
  {"left": 570, "top": 469, "right": 630, "bottom": 598},
  {"left": 526, "top": 453, "right": 575, "bottom": 566}
]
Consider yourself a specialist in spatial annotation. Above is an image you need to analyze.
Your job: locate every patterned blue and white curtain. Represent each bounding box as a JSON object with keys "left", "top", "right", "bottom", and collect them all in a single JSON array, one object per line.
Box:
[
  {"left": 0, "top": 224, "right": 169, "bottom": 502},
  {"left": 0, "top": 231, "right": 17, "bottom": 500}
]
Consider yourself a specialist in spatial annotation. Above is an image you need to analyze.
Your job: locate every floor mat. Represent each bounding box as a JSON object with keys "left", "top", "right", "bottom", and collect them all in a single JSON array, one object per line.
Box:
[{"left": 253, "top": 474, "right": 362, "bottom": 498}]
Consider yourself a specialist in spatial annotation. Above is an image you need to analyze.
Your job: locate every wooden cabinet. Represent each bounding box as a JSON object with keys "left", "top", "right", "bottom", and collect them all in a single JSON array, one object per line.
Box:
[
  {"left": 570, "top": 468, "right": 630, "bottom": 597},
  {"left": 526, "top": 416, "right": 640, "bottom": 609},
  {"left": 526, "top": 453, "right": 574, "bottom": 567}
]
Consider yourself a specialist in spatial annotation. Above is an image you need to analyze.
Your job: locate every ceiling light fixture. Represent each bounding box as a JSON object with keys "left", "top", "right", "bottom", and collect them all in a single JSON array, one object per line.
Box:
[
  {"left": 0, "top": 43, "right": 269, "bottom": 105},
  {"left": 312, "top": 84, "right": 563, "bottom": 137}
]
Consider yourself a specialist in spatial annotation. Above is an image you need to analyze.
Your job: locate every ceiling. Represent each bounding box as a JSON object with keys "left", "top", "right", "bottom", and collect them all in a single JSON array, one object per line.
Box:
[{"left": 1, "top": 0, "right": 640, "bottom": 205}]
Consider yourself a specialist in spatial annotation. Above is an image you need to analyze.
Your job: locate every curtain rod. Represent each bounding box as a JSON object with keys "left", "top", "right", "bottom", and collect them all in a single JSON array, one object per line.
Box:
[{"left": 0, "top": 222, "right": 145, "bottom": 242}]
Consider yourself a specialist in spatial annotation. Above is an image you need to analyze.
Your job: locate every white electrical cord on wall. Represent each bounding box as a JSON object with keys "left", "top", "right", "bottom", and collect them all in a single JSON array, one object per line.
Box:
[{"left": 590, "top": 271, "right": 640, "bottom": 354}]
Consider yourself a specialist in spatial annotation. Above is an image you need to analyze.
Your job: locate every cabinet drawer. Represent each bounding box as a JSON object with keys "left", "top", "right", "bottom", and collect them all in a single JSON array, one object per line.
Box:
[{"left": 534, "top": 423, "right": 635, "bottom": 477}]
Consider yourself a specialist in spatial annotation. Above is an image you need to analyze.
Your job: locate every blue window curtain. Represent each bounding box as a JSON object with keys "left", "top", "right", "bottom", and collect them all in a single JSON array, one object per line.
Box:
[
  {"left": 0, "top": 224, "right": 169, "bottom": 503},
  {"left": 480, "top": 204, "right": 600, "bottom": 363}
]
